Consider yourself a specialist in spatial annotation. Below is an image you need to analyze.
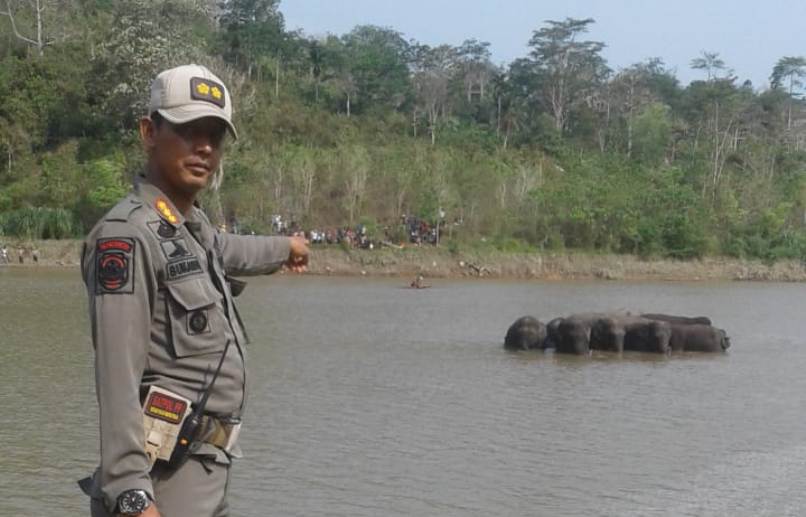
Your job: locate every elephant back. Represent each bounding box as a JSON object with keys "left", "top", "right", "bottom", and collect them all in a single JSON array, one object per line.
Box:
[
  {"left": 641, "top": 313, "right": 712, "bottom": 326},
  {"left": 670, "top": 323, "right": 730, "bottom": 352}
]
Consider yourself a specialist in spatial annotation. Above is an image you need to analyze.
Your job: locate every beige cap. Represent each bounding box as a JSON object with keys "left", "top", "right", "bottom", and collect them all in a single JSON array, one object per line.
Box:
[{"left": 148, "top": 64, "right": 237, "bottom": 139}]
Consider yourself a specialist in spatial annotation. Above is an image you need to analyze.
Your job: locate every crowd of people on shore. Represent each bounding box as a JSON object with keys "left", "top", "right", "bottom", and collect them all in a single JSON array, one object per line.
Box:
[
  {"left": 221, "top": 213, "right": 453, "bottom": 250},
  {"left": 301, "top": 225, "right": 376, "bottom": 249},
  {"left": 0, "top": 243, "right": 40, "bottom": 265},
  {"left": 401, "top": 214, "right": 442, "bottom": 246},
  {"left": 0, "top": 212, "right": 447, "bottom": 268}
]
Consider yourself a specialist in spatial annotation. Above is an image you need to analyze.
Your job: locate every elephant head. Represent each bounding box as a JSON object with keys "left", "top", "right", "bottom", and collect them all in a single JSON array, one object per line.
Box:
[{"left": 504, "top": 316, "right": 547, "bottom": 351}]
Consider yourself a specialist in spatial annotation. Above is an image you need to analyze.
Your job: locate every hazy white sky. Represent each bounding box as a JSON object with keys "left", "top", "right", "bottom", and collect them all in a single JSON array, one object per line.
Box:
[{"left": 280, "top": 0, "right": 806, "bottom": 88}]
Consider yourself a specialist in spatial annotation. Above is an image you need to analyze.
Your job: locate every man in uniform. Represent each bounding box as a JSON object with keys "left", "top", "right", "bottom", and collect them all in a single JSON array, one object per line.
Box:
[{"left": 80, "top": 64, "right": 309, "bottom": 517}]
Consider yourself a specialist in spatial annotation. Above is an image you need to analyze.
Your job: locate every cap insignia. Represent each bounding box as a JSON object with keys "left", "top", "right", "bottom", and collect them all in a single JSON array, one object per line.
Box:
[{"left": 190, "top": 77, "right": 225, "bottom": 108}]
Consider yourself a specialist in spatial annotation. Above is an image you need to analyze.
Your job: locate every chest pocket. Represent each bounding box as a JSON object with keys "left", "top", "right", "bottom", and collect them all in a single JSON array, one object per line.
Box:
[{"left": 166, "top": 277, "right": 227, "bottom": 357}]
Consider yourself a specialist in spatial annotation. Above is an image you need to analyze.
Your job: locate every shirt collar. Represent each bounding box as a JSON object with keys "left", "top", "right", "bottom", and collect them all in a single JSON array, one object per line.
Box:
[{"left": 134, "top": 177, "right": 186, "bottom": 228}]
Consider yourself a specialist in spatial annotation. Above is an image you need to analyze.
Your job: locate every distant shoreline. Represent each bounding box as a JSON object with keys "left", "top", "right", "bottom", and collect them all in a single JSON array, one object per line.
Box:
[{"left": 3, "top": 238, "right": 805, "bottom": 282}]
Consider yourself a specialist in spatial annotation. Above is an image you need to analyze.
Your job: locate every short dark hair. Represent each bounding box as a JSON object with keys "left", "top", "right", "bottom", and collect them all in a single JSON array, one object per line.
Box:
[{"left": 150, "top": 111, "right": 164, "bottom": 127}]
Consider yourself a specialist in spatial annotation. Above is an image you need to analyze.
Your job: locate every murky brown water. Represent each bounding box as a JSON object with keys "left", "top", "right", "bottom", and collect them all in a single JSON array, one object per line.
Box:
[{"left": 2, "top": 268, "right": 806, "bottom": 516}]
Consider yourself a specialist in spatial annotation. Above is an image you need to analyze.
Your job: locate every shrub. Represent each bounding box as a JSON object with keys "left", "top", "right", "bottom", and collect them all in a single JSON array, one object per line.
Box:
[{"left": 0, "top": 207, "right": 79, "bottom": 239}]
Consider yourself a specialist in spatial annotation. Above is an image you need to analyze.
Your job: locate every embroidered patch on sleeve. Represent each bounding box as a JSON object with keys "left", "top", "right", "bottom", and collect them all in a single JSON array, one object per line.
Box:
[{"left": 96, "top": 238, "right": 135, "bottom": 294}]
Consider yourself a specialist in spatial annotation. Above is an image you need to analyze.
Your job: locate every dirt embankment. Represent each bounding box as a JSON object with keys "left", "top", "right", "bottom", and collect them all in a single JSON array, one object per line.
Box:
[
  {"left": 8, "top": 239, "right": 804, "bottom": 282},
  {"left": 2, "top": 240, "right": 84, "bottom": 267},
  {"left": 308, "top": 247, "right": 806, "bottom": 282}
]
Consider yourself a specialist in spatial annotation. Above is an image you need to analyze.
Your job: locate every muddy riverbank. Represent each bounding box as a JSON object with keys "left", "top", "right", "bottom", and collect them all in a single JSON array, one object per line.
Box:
[{"left": 2, "top": 239, "right": 804, "bottom": 282}]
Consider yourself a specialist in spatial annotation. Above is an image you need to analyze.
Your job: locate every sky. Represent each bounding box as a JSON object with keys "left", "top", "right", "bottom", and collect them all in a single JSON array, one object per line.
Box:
[{"left": 279, "top": 0, "right": 806, "bottom": 89}]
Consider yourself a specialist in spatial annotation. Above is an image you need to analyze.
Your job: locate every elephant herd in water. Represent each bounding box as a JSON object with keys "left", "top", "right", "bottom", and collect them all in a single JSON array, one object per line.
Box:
[{"left": 505, "top": 312, "right": 731, "bottom": 354}]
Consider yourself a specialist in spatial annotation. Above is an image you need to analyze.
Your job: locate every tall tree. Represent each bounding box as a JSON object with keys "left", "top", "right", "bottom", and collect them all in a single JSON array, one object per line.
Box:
[
  {"left": 89, "top": 0, "right": 210, "bottom": 128},
  {"left": 301, "top": 34, "right": 353, "bottom": 113},
  {"left": 527, "top": 17, "right": 608, "bottom": 133},
  {"left": 218, "top": 0, "right": 294, "bottom": 95},
  {"left": 456, "top": 39, "right": 493, "bottom": 103},
  {"left": 770, "top": 56, "right": 806, "bottom": 130},
  {"left": 688, "top": 52, "right": 742, "bottom": 200},
  {"left": 690, "top": 51, "right": 728, "bottom": 81},
  {"left": 308, "top": 39, "right": 324, "bottom": 102},
  {"left": 0, "top": 0, "right": 73, "bottom": 56},
  {"left": 500, "top": 57, "right": 544, "bottom": 148},
  {"left": 610, "top": 60, "right": 670, "bottom": 158},
  {"left": 411, "top": 43, "right": 455, "bottom": 144},
  {"left": 341, "top": 25, "right": 411, "bottom": 114}
]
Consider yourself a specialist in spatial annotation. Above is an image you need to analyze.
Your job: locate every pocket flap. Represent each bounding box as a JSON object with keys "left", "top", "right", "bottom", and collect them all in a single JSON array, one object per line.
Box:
[{"left": 166, "top": 277, "right": 222, "bottom": 310}]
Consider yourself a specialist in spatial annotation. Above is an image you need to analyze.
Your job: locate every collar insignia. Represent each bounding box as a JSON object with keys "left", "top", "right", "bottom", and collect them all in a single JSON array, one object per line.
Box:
[{"left": 156, "top": 198, "right": 179, "bottom": 224}]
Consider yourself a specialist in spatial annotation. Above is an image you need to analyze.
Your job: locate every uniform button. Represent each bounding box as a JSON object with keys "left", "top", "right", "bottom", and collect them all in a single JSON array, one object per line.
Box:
[{"left": 189, "top": 310, "right": 208, "bottom": 333}]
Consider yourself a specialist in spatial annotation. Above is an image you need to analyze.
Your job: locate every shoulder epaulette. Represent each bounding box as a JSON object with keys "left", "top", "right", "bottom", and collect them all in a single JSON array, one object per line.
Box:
[{"left": 104, "top": 196, "right": 143, "bottom": 222}]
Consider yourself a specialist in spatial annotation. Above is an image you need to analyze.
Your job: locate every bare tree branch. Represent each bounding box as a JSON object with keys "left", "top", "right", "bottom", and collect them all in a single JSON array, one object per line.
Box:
[{"left": 0, "top": 1, "right": 40, "bottom": 47}]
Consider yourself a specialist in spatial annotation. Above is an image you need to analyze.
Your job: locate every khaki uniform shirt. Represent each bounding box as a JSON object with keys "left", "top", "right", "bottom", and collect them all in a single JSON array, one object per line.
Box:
[{"left": 82, "top": 178, "right": 290, "bottom": 511}]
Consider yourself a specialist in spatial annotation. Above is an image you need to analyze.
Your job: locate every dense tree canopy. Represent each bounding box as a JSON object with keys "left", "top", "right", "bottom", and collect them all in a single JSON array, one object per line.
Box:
[{"left": 1, "top": 3, "right": 805, "bottom": 260}]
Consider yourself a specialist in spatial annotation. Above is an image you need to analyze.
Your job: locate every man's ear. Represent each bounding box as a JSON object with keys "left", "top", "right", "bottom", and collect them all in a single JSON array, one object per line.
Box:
[{"left": 139, "top": 117, "right": 157, "bottom": 150}]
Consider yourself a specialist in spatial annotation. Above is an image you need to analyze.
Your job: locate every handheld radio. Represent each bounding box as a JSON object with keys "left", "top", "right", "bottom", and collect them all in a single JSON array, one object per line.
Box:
[{"left": 167, "top": 339, "right": 232, "bottom": 469}]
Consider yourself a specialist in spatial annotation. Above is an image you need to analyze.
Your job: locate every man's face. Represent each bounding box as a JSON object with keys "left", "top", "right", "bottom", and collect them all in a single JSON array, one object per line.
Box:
[{"left": 141, "top": 116, "right": 228, "bottom": 197}]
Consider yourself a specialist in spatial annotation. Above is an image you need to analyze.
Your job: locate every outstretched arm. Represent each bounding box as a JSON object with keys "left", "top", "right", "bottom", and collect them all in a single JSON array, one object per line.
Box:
[{"left": 216, "top": 233, "right": 309, "bottom": 276}]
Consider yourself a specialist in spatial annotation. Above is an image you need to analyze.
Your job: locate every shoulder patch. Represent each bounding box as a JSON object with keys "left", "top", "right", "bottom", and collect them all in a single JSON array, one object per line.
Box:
[{"left": 96, "top": 237, "right": 135, "bottom": 294}]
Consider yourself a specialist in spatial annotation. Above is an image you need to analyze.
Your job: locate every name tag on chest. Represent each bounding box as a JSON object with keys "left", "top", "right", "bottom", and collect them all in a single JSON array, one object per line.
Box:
[{"left": 166, "top": 257, "right": 203, "bottom": 281}]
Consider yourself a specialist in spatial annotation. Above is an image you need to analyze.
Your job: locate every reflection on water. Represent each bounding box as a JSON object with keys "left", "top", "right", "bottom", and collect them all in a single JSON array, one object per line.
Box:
[{"left": 2, "top": 269, "right": 806, "bottom": 516}]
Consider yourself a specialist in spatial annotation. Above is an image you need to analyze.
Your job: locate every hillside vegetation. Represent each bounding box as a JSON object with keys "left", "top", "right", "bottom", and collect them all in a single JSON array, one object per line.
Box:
[{"left": 1, "top": 1, "right": 805, "bottom": 262}]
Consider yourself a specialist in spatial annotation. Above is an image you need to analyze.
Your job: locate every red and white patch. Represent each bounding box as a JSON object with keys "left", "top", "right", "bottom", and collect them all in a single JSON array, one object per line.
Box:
[
  {"left": 96, "top": 237, "right": 135, "bottom": 294},
  {"left": 144, "top": 391, "right": 189, "bottom": 424},
  {"left": 97, "top": 239, "right": 133, "bottom": 253}
]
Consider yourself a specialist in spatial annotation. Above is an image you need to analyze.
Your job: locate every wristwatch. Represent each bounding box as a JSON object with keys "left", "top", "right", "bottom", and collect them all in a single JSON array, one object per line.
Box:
[{"left": 117, "top": 489, "right": 151, "bottom": 515}]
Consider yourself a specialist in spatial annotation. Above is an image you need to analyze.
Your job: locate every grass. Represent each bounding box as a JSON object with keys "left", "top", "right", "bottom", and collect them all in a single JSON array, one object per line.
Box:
[{"left": 0, "top": 207, "right": 80, "bottom": 239}]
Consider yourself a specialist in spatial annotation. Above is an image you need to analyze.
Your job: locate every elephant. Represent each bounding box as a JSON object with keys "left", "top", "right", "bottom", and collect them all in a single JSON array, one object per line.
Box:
[
  {"left": 622, "top": 318, "right": 672, "bottom": 353},
  {"left": 590, "top": 316, "right": 635, "bottom": 352},
  {"left": 668, "top": 324, "right": 731, "bottom": 352},
  {"left": 641, "top": 313, "right": 712, "bottom": 326},
  {"left": 556, "top": 317, "right": 591, "bottom": 354},
  {"left": 543, "top": 317, "right": 564, "bottom": 349},
  {"left": 504, "top": 316, "right": 547, "bottom": 350},
  {"left": 591, "top": 315, "right": 672, "bottom": 353},
  {"left": 555, "top": 312, "right": 625, "bottom": 355}
]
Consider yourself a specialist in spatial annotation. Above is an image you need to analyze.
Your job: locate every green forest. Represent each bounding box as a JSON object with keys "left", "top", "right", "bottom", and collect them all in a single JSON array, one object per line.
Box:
[{"left": 1, "top": 0, "right": 805, "bottom": 261}]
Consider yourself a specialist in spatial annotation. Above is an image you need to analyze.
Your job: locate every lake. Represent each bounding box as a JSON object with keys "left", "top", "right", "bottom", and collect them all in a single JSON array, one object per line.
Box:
[{"left": 1, "top": 268, "right": 805, "bottom": 516}]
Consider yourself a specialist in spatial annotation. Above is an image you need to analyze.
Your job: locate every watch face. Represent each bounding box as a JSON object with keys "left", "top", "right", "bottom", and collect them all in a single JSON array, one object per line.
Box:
[{"left": 118, "top": 489, "right": 149, "bottom": 515}]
